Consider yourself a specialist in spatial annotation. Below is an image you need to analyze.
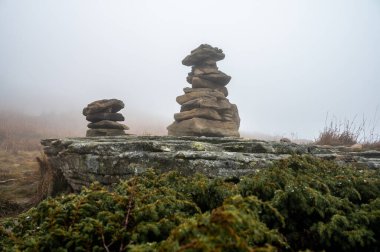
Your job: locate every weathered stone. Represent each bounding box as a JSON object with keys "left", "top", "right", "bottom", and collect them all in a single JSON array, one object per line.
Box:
[
  {"left": 83, "top": 99, "right": 124, "bottom": 116},
  {"left": 217, "top": 104, "right": 240, "bottom": 125},
  {"left": 190, "top": 76, "right": 222, "bottom": 88},
  {"left": 87, "top": 120, "right": 129, "bottom": 130},
  {"left": 169, "top": 44, "right": 239, "bottom": 137},
  {"left": 192, "top": 66, "right": 219, "bottom": 75},
  {"left": 86, "top": 128, "right": 126, "bottom": 137},
  {"left": 86, "top": 113, "right": 124, "bottom": 123},
  {"left": 180, "top": 97, "right": 231, "bottom": 112},
  {"left": 230, "top": 104, "right": 240, "bottom": 127},
  {"left": 41, "top": 135, "right": 380, "bottom": 193},
  {"left": 167, "top": 118, "right": 239, "bottom": 137},
  {"left": 194, "top": 71, "right": 231, "bottom": 86},
  {"left": 174, "top": 108, "right": 222, "bottom": 122},
  {"left": 280, "top": 138, "right": 291, "bottom": 143},
  {"left": 182, "top": 44, "right": 225, "bottom": 66},
  {"left": 176, "top": 89, "right": 225, "bottom": 105},
  {"left": 218, "top": 87, "right": 228, "bottom": 97},
  {"left": 184, "top": 87, "right": 228, "bottom": 98}
]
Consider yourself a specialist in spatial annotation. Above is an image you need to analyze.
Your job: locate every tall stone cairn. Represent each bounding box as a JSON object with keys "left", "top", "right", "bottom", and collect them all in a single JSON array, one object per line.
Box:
[
  {"left": 83, "top": 99, "right": 130, "bottom": 137},
  {"left": 167, "top": 44, "right": 240, "bottom": 137}
]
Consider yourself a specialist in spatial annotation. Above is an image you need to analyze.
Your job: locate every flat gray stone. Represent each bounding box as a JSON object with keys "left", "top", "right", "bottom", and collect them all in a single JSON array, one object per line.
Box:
[
  {"left": 87, "top": 120, "right": 129, "bottom": 130},
  {"left": 86, "top": 113, "right": 124, "bottom": 123}
]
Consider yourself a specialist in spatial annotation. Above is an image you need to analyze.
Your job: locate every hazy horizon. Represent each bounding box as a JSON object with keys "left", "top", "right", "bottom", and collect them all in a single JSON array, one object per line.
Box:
[{"left": 1, "top": 0, "right": 379, "bottom": 140}]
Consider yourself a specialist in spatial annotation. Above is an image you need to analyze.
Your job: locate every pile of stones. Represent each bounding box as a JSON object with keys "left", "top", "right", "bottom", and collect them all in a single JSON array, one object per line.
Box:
[
  {"left": 167, "top": 44, "right": 240, "bottom": 137},
  {"left": 83, "top": 99, "right": 129, "bottom": 137}
]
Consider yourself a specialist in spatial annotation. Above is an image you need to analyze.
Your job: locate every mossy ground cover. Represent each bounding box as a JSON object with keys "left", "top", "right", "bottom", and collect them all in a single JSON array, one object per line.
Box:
[{"left": 1, "top": 156, "right": 379, "bottom": 251}]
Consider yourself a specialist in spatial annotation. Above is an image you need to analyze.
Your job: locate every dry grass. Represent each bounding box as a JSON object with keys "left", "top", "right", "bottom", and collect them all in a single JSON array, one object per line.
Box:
[
  {"left": 315, "top": 119, "right": 361, "bottom": 146},
  {"left": 0, "top": 150, "right": 73, "bottom": 218},
  {"left": 0, "top": 110, "right": 85, "bottom": 152},
  {"left": 315, "top": 114, "right": 380, "bottom": 148},
  {"left": 0, "top": 111, "right": 82, "bottom": 216},
  {"left": 0, "top": 151, "right": 40, "bottom": 217},
  {"left": 363, "top": 141, "right": 380, "bottom": 151}
]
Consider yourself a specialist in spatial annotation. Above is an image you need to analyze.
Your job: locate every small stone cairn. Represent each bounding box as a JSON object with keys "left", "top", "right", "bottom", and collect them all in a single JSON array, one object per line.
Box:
[
  {"left": 167, "top": 44, "right": 240, "bottom": 137},
  {"left": 83, "top": 99, "right": 129, "bottom": 137}
]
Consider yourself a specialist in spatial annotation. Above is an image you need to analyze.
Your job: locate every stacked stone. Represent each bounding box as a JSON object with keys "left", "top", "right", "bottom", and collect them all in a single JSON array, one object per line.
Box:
[
  {"left": 167, "top": 44, "right": 240, "bottom": 137},
  {"left": 83, "top": 99, "right": 129, "bottom": 137}
]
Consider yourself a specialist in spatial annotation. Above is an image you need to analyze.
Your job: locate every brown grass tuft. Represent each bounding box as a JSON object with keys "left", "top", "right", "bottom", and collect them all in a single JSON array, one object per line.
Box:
[
  {"left": 315, "top": 113, "right": 380, "bottom": 148},
  {"left": 315, "top": 118, "right": 362, "bottom": 146}
]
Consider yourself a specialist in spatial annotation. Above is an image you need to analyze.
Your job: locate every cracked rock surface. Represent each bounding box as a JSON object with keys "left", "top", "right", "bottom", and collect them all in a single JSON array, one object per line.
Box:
[{"left": 41, "top": 136, "right": 380, "bottom": 192}]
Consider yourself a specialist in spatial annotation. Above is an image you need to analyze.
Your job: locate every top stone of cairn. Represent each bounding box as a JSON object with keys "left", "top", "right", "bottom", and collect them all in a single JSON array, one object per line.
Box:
[
  {"left": 83, "top": 99, "right": 124, "bottom": 116},
  {"left": 182, "top": 44, "right": 225, "bottom": 66}
]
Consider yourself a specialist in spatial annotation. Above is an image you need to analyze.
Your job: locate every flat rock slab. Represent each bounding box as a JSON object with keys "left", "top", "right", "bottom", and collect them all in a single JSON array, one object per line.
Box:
[
  {"left": 184, "top": 87, "right": 228, "bottom": 97},
  {"left": 88, "top": 120, "right": 129, "bottom": 130},
  {"left": 41, "top": 136, "right": 380, "bottom": 193},
  {"left": 86, "top": 113, "right": 125, "bottom": 123},
  {"left": 176, "top": 89, "right": 225, "bottom": 105},
  {"left": 174, "top": 108, "right": 222, "bottom": 122}
]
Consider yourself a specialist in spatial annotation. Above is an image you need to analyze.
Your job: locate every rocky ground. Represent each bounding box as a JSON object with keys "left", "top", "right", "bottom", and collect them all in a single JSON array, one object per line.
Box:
[{"left": 42, "top": 135, "right": 380, "bottom": 194}]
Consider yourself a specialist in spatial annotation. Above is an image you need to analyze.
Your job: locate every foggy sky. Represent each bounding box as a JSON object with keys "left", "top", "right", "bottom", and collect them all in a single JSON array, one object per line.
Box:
[{"left": 1, "top": 0, "right": 379, "bottom": 139}]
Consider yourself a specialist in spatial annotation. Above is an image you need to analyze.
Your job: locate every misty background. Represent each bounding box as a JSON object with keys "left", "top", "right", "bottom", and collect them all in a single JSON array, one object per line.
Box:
[{"left": 1, "top": 0, "right": 379, "bottom": 139}]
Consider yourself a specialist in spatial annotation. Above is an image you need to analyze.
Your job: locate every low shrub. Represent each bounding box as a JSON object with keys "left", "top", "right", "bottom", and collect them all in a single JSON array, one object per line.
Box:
[{"left": 1, "top": 156, "right": 379, "bottom": 251}]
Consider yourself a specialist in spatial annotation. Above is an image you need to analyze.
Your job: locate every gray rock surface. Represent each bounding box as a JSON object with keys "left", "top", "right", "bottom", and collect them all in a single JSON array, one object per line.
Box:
[{"left": 41, "top": 136, "right": 380, "bottom": 193}]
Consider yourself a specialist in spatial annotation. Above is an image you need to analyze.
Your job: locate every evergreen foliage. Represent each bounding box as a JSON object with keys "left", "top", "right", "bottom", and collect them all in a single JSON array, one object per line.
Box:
[{"left": 1, "top": 156, "right": 379, "bottom": 251}]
